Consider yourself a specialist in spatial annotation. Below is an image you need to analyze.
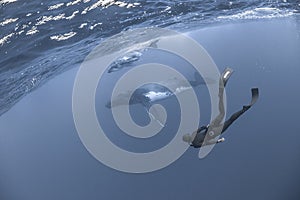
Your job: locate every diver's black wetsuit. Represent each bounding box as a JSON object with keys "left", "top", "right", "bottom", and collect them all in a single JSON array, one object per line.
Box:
[
  {"left": 191, "top": 106, "right": 251, "bottom": 148},
  {"left": 190, "top": 69, "right": 258, "bottom": 148}
]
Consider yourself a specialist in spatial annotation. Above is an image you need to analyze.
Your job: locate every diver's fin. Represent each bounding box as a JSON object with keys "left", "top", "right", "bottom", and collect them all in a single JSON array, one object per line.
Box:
[
  {"left": 221, "top": 67, "right": 234, "bottom": 87},
  {"left": 244, "top": 88, "right": 259, "bottom": 109},
  {"left": 250, "top": 88, "right": 259, "bottom": 106}
]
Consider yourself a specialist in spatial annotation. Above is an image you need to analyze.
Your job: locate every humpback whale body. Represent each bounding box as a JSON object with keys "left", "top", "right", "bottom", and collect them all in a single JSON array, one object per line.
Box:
[
  {"left": 106, "top": 72, "right": 214, "bottom": 108},
  {"left": 108, "top": 50, "right": 143, "bottom": 73},
  {"left": 106, "top": 72, "right": 215, "bottom": 126}
]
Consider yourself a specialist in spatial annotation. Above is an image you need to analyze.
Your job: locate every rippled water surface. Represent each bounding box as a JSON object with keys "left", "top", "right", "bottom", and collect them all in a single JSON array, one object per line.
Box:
[{"left": 0, "top": 0, "right": 299, "bottom": 115}]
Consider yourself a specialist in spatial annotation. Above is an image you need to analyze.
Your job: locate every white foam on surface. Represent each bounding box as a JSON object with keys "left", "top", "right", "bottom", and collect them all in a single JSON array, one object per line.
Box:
[
  {"left": 66, "top": 10, "right": 80, "bottom": 20},
  {"left": 0, "top": 0, "right": 17, "bottom": 5},
  {"left": 0, "top": 18, "right": 18, "bottom": 26},
  {"left": 48, "top": 3, "right": 64, "bottom": 10},
  {"left": 218, "top": 7, "right": 295, "bottom": 20},
  {"left": 0, "top": 33, "right": 14, "bottom": 46},
  {"left": 89, "top": 22, "right": 103, "bottom": 30},
  {"left": 26, "top": 26, "right": 39, "bottom": 35},
  {"left": 50, "top": 32, "right": 77, "bottom": 41}
]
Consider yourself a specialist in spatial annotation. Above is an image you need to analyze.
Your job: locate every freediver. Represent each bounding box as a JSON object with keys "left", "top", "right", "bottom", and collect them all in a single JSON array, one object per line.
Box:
[{"left": 183, "top": 68, "right": 259, "bottom": 148}]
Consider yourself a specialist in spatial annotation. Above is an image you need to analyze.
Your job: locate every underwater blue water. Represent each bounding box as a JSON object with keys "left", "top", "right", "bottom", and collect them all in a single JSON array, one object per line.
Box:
[
  {"left": 1, "top": 0, "right": 300, "bottom": 200},
  {"left": 0, "top": 0, "right": 299, "bottom": 116}
]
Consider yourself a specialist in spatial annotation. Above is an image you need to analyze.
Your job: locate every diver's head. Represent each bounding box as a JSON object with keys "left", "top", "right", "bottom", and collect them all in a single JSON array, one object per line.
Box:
[{"left": 182, "top": 134, "right": 193, "bottom": 143}]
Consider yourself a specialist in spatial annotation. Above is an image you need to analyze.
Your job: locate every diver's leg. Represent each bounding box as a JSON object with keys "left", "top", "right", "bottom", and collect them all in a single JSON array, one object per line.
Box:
[
  {"left": 221, "top": 88, "right": 259, "bottom": 133},
  {"left": 221, "top": 106, "right": 250, "bottom": 133},
  {"left": 211, "top": 79, "right": 225, "bottom": 126},
  {"left": 210, "top": 68, "right": 233, "bottom": 126}
]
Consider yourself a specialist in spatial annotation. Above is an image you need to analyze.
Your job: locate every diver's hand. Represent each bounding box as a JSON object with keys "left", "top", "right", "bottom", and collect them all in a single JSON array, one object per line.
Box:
[{"left": 217, "top": 137, "right": 225, "bottom": 143}]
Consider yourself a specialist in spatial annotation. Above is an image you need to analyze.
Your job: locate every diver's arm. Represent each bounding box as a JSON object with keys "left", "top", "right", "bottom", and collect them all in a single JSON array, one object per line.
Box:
[
  {"left": 201, "top": 137, "right": 225, "bottom": 146},
  {"left": 189, "top": 131, "right": 198, "bottom": 145}
]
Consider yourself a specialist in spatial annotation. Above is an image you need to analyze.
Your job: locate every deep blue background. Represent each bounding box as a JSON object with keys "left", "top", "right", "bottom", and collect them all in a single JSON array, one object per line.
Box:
[{"left": 1, "top": 17, "right": 300, "bottom": 200}]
